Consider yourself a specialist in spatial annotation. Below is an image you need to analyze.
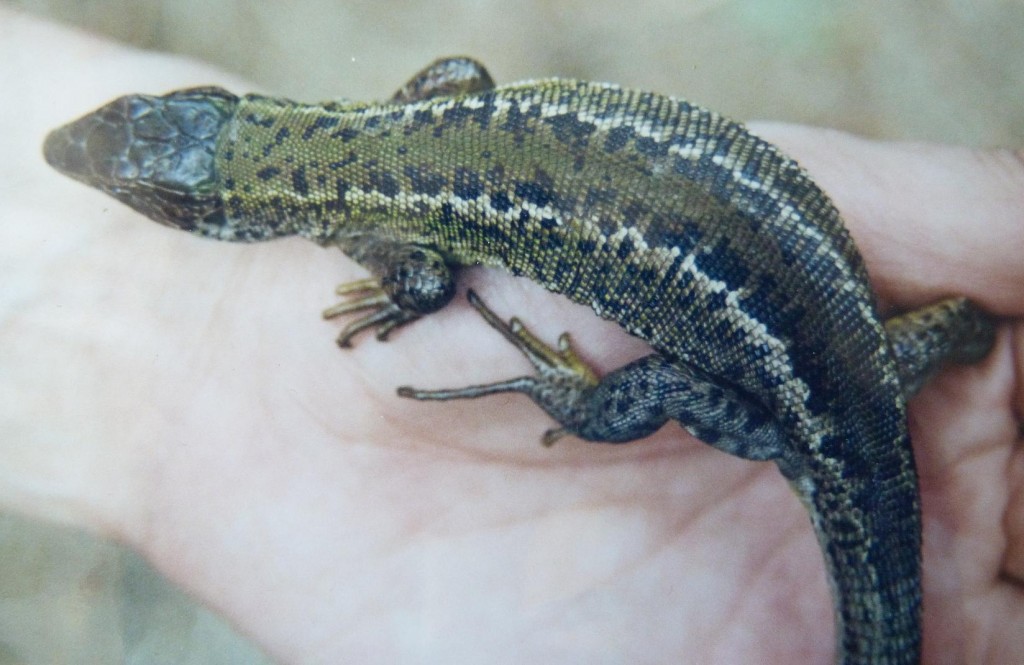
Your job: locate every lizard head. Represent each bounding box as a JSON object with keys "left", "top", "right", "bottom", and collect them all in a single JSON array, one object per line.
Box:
[{"left": 44, "top": 87, "right": 241, "bottom": 238}]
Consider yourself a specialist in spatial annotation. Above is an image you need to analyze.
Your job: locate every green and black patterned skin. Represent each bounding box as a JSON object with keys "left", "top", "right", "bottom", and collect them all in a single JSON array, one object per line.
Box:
[{"left": 43, "top": 57, "right": 995, "bottom": 664}]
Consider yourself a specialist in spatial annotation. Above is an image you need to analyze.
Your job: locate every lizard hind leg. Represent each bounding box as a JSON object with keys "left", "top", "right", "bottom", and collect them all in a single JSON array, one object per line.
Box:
[
  {"left": 885, "top": 296, "right": 996, "bottom": 397},
  {"left": 398, "top": 291, "right": 789, "bottom": 461}
]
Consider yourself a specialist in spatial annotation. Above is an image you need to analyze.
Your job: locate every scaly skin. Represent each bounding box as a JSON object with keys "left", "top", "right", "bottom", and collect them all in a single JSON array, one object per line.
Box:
[{"left": 43, "top": 57, "right": 996, "bottom": 664}]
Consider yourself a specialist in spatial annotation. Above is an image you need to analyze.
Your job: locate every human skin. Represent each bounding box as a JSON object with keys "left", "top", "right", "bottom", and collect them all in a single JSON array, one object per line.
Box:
[{"left": 3, "top": 11, "right": 1023, "bottom": 664}]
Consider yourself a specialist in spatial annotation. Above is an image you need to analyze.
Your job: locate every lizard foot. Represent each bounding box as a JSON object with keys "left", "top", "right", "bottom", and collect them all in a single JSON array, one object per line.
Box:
[
  {"left": 324, "top": 240, "right": 456, "bottom": 347},
  {"left": 397, "top": 289, "right": 599, "bottom": 446},
  {"left": 322, "top": 278, "right": 419, "bottom": 347}
]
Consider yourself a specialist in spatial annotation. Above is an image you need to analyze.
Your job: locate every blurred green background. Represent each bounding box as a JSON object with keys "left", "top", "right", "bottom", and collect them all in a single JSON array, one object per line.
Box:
[
  {"left": 3, "top": 1, "right": 1022, "bottom": 663},
  {"left": 11, "top": 0, "right": 1024, "bottom": 143}
]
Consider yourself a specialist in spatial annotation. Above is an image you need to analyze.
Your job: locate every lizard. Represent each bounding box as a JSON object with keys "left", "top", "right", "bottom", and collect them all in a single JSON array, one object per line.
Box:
[{"left": 42, "top": 56, "right": 995, "bottom": 664}]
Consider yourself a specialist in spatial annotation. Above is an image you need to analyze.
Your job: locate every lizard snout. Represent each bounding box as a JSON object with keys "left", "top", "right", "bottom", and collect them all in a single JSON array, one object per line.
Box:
[{"left": 44, "top": 87, "right": 238, "bottom": 235}]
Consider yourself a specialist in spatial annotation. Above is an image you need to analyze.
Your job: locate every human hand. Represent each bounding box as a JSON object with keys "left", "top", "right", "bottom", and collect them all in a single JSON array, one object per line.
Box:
[{"left": 4, "top": 13, "right": 1022, "bottom": 664}]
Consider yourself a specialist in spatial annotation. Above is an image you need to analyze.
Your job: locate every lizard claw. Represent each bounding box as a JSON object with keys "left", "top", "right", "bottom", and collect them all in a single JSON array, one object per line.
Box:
[
  {"left": 396, "top": 290, "right": 600, "bottom": 446},
  {"left": 323, "top": 278, "right": 419, "bottom": 347}
]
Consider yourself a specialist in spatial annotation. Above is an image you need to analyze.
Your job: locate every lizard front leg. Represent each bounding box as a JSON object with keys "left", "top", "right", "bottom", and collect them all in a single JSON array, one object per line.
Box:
[
  {"left": 323, "top": 237, "right": 456, "bottom": 347},
  {"left": 390, "top": 56, "right": 495, "bottom": 103},
  {"left": 321, "top": 56, "right": 498, "bottom": 345}
]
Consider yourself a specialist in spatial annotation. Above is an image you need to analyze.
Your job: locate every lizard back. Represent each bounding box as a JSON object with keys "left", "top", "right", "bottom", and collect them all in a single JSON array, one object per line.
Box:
[{"left": 217, "top": 81, "right": 919, "bottom": 661}]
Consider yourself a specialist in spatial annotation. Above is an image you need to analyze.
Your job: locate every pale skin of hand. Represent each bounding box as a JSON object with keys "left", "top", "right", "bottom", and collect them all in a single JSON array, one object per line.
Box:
[{"left": 4, "top": 13, "right": 1023, "bottom": 665}]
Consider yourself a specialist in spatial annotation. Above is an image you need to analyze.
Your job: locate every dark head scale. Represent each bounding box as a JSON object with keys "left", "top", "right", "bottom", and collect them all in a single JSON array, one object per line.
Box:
[{"left": 43, "top": 87, "right": 239, "bottom": 237}]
